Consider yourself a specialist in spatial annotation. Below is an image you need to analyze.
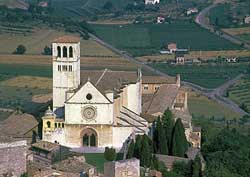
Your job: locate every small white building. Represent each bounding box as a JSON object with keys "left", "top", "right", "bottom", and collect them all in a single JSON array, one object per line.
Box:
[
  {"left": 244, "top": 16, "right": 250, "bottom": 24},
  {"left": 157, "top": 16, "right": 165, "bottom": 24},
  {"left": 145, "top": 0, "right": 160, "bottom": 5},
  {"left": 187, "top": 8, "right": 198, "bottom": 15}
]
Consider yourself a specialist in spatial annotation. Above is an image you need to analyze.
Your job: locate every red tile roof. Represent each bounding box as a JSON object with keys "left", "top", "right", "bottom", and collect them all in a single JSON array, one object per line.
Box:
[{"left": 53, "top": 35, "right": 80, "bottom": 43}]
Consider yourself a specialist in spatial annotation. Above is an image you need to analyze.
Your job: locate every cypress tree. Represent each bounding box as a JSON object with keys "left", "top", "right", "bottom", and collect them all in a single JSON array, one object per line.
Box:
[
  {"left": 134, "top": 135, "right": 142, "bottom": 159},
  {"left": 153, "top": 118, "right": 161, "bottom": 153},
  {"left": 126, "top": 140, "right": 135, "bottom": 159},
  {"left": 159, "top": 125, "right": 168, "bottom": 155},
  {"left": 141, "top": 135, "right": 151, "bottom": 167},
  {"left": 162, "top": 108, "right": 174, "bottom": 151},
  {"left": 171, "top": 118, "right": 188, "bottom": 157}
]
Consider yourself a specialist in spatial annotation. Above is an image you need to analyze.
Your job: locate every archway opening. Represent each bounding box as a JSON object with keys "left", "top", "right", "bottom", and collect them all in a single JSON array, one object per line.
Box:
[{"left": 81, "top": 128, "right": 97, "bottom": 147}]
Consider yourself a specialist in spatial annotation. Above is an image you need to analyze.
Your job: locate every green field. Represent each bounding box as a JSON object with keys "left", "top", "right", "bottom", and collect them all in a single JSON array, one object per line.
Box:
[
  {"left": 228, "top": 75, "right": 250, "bottom": 113},
  {"left": 150, "top": 63, "right": 247, "bottom": 88},
  {"left": 84, "top": 153, "right": 123, "bottom": 173},
  {"left": 238, "top": 34, "right": 250, "bottom": 42},
  {"left": 189, "top": 94, "right": 241, "bottom": 120},
  {"left": 209, "top": 2, "right": 250, "bottom": 28},
  {"left": 90, "top": 22, "right": 241, "bottom": 56}
]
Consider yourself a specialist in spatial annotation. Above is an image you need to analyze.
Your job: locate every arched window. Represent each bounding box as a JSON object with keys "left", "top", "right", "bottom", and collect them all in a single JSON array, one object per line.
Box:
[
  {"left": 58, "top": 123, "right": 61, "bottom": 128},
  {"left": 57, "top": 46, "right": 61, "bottom": 57},
  {"left": 54, "top": 123, "right": 57, "bottom": 128},
  {"left": 47, "top": 121, "right": 51, "bottom": 128},
  {"left": 69, "top": 46, "right": 73, "bottom": 58},
  {"left": 62, "top": 123, "right": 64, "bottom": 128},
  {"left": 63, "top": 46, "right": 67, "bottom": 57}
]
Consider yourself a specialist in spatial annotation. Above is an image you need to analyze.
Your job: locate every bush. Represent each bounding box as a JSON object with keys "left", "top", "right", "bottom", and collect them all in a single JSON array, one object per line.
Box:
[
  {"left": 104, "top": 147, "right": 116, "bottom": 161},
  {"left": 13, "top": 45, "right": 26, "bottom": 54},
  {"left": 43, "top": 45, "right": 52, "bottom": 55}
]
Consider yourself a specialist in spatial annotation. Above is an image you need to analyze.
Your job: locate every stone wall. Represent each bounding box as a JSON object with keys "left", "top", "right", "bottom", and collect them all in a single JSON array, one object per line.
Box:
[
  {"left": 104, "top": 158, "right": 140, "bottom": 177},
  {"left": 0, "top": 140, "right": 27, "bottom": 177}
]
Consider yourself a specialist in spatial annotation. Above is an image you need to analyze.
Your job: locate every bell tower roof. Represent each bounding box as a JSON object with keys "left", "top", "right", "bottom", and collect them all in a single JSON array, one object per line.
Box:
[{"left": 53, "top": 35, "right": 80, "bottom": 43}]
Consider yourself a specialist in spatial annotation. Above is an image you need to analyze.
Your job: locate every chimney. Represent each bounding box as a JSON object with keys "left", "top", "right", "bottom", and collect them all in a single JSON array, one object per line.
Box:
[{"left": 176, "top": 74, "right": 181, "bottom": 87}]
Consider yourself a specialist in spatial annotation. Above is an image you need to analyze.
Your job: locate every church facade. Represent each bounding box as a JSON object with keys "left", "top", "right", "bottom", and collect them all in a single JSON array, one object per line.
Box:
[{"left": 42, "top": 36, "right": 148, "bottom": 150}]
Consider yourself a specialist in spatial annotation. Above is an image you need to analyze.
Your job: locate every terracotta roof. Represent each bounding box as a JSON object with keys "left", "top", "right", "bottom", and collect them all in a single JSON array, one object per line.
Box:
[
  {"left": 142, "top": 85, "right": 179, "bottom": 115},
  {"left": 80, "top": 69, "right": 138, "bottom": 96},
  {"left": 0, "top": 112, "right": 38, "bottom": 136},
  {"left": 142, "top": 76, "right": 176, "bottom": 84},
  {"left": 193, "top": 126, "right": 201, "bottom": 132},
  {"left": 53, "top": 35, "right": 80, "bottom": 43},
  {"left": 32, "top": 141, "right": 59, "bottom": 152},
  {"left": 155, "top": 154, "right": 188, "bottom": 170}
]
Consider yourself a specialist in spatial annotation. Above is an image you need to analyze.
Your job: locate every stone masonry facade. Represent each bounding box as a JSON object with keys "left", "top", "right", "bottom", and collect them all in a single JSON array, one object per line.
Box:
[{"left": 0, "top": 140, "right": 27, "bottom": 177}]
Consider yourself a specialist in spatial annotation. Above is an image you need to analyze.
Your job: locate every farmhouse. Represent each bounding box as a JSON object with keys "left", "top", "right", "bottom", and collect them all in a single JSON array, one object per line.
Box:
[
  {"left": 42, "top": 36, "right": 148, "bottom": 151},
  {"left": 167, "top": 43, "right": 177, "bottom": 53},
  {"left": 186, "top": 8, "right": 198, "bottom": 15},
  {"left": 175, "top": 53, "right": 185, "bottom": 64},
  {"left": 244, "top": 15, "right": 250, "bottom": 24},
  {"left": 145, "top": 0, "right": 160, "bottom": 5}
]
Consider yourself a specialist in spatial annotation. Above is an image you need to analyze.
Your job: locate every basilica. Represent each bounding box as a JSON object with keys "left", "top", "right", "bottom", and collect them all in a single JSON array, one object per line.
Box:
[
  {"left": 42, "top": 35, "right": 201, "bottom": 151},
  {"left": 42, "top": 36, "right": 148, "bottom": 150}
]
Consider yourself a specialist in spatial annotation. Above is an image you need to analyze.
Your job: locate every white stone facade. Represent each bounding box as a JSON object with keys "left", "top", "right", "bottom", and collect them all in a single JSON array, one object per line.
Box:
[
  {"left": 145, "top": 0, "right": 160, "bottom": 5},
  {"left": 42, "top": 36, "right": 148, "bottom": 150}
]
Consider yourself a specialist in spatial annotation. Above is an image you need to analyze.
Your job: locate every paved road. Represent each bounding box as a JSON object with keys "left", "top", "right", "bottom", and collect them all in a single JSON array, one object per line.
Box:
[
  {"left": 195, "top": 1, "right": 250, "bottom": 49},
  {"left": 89, "top": 33, "right": 249, "bottom": 116}
]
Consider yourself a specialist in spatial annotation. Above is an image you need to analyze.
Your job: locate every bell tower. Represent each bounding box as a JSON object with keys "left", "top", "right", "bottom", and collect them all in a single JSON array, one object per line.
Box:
[{"left": 52, "top": 36, "right": 81, "bottom": 115}]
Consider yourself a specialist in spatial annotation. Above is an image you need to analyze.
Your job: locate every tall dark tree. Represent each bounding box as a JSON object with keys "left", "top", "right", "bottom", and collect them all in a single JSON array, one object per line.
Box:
[
  {"left": 134, "top": 135, "right": 142, "bottom": 159},
  {"left": 126, "top": 140, "right": 135, "bottom": 159},
  {"left": 153, "top": 118, "right": 160, "bottom": 153},
  {"left": 159, "top": 122, "right": 168, "bottom": 155},
  {"left": 141, "top": 135, "right": 151, "bottom": 167},
  {"left": 162, "top": 108, "right": 174, "bottom": 151},
  {"left": 171, "top": 118, "right": 188, "bottom": 157}
]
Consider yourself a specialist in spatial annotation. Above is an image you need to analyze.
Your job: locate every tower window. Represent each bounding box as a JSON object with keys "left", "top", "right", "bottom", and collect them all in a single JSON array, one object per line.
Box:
[
  {"left": 58, "top": 65, "right": 61, "bottom": 71},
  {"left": 57, "top": 46, "right": 61, "bottom": 57},
  {"left": 63, "top": 46, "right": 67, "bottom": 57},
  {"left": 55, "top": 123, "right": 57, "bottom": 128},
  {"left": 62, "top": 65, "right": 67, "bottom": 71},
  {"left": 69, "top": 65, "right": 72, "bottom": 72},
  {"left": 47, "top": 121, "right": 51, "bottom": 128},
  {"left": 69, "top": 46, "right": 73, "bottom": 58}
]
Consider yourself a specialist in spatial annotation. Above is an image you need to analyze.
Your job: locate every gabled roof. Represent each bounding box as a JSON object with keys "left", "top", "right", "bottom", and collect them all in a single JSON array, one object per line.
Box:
[
  {"left": 66, "top": 81, "right": 111, "bottom": 104},
  {"left": 80, "top": 69, "right": 138, "bottom": 96},
  {"left": 53, "top": 35, "right": 80, "bottom": 43},
  {"left": 0, "top": 112, "right": 38, "bottom": 136},
  {"left": 142, "top": 75, "right": 176, "bottom": 84},
  {"left": 142, "top": 85, "right": 179, "bottom": 115}
]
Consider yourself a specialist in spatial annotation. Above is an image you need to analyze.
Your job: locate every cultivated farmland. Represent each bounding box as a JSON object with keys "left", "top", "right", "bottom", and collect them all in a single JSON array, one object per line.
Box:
[
  {"left": 91, "top": 22, "right": 241, "bottom": 56},
  {"left": 0, "top": 28, "right": 118, "bottom": 56},
  {"left": 228, "top": 75, "right": 250, "bottom": 113},
  {"left": 150, "top": 63, "right": 247, "bottom": 88}
]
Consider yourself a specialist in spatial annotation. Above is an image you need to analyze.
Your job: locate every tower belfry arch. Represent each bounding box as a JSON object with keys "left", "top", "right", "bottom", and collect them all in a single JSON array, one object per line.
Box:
[{"left": 52, "top": 36, "right": 81, "bottom": 115}]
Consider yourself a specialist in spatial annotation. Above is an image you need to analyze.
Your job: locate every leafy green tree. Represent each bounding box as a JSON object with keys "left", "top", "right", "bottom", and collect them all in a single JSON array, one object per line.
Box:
[
  {"left": 171, "top": 118, "right": 188, "bottom": 157},
  {"left": 43, "top": 45, "right": 52, "bottom": 55},
  {"left": 13, "top": 45, "right": 26, "bottom": 54},
  {"left": 192, "top": 156, "right": 201, "bottom": 177},
  {"left": 104, "top": 147, "right": 116, "bottom": 161}
]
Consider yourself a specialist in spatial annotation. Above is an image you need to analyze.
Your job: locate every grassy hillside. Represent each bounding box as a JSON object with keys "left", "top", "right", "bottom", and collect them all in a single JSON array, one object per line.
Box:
[
  {"left": 150, "top": 63, "right": 247, "bottom": 88},
  {"left": 91, "top": 22, "right": 241, "bottom": 56},
  {"left": 0, "top": 28, "right": 118, "bottom": 56},
  {"left": 228, "top": 75, "right": 250, "bottom": 113}
]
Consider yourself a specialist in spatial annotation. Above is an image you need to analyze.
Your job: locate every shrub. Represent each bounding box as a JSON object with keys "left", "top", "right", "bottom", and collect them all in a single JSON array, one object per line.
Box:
[
  {"left": 13, "top": 45, "right": 26, "bottom": 54},
  {"left": 104, "top": 147, "right": 116, "bottom": 161}
]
